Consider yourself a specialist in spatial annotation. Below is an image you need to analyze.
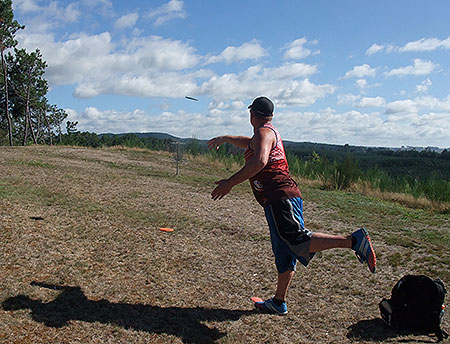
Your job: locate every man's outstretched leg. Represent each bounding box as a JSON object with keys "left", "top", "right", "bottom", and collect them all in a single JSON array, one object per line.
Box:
[
  {"left": 309, "top": 232, "right": 352, "bottom": 252},
  {"left": 309, "top": 228, "right": 376, "bottom": 273}
]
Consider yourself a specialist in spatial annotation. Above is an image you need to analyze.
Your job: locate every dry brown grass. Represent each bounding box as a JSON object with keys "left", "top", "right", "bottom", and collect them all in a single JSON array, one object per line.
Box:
[
  {"left": 351, "top": 181, "right": 450, "bottom": 213},
  {"left": 1, "top": 145, "right": 448, "bottom": 344}
]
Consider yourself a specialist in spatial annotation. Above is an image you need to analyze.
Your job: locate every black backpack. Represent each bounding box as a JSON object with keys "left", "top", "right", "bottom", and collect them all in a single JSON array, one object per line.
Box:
[{"left": 379, "top": 274, "right": 448, "bottom": 342}]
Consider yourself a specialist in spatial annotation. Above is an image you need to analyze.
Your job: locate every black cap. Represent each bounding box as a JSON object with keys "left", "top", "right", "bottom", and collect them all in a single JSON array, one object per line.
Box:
[{"left": 248, "top": 96, "right": 274, "bottom": 116}]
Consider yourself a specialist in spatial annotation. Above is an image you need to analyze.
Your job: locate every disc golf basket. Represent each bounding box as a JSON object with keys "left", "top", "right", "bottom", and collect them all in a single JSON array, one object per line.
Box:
[{"left": 171, "top": 141, "right": 185, "bottom": 176}]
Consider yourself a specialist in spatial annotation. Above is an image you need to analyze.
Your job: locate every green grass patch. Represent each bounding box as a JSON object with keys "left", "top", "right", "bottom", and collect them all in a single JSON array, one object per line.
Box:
[
  {"left": 0, "top": 180, "right": 51, "bottom": 202},
  {"left": 0, "top": 181, "right": 18, "bottom": 200},
  {"left": 11, "top": 159, "right": 55, "bottom": 169},
  {"left": 249, "top": 234, "right": 270, "bottom": 242},
  {"left": 0, "top": 179, "right": 102, "bottom": 214},
  {"left": 387, "top": 252, "right": 411, "bottom": 267}
]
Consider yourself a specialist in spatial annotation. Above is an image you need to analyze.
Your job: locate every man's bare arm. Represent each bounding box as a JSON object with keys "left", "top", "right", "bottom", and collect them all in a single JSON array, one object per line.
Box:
[{"left": 207, "top": 135, "right": 251, "bottom": 150}]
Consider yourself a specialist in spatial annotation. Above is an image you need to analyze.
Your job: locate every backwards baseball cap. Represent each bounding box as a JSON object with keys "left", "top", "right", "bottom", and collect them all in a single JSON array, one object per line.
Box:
[{"left": 248, "top": 96, "right": 274, "bottom": 117}]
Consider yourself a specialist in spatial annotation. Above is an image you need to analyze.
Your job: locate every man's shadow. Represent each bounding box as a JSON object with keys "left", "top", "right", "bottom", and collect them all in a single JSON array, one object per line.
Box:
[{"left": 2, "top": 282, "right": 256, "bottom": 344}]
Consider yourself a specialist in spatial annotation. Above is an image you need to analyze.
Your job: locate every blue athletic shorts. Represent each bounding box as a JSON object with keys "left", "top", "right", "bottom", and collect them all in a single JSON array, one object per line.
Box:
[{"left": 264, "top": 197, "right": 315, "bottom": 272}]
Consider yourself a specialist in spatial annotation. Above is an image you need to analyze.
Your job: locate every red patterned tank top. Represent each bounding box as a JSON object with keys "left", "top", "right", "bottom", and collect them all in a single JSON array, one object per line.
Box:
[{"left": 245, "top": 124, "right": 301, "bottom": 207}]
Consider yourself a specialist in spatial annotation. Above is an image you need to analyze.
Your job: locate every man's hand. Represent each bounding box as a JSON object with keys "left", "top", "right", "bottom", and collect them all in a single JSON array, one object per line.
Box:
[
  {"left": 207, "top": 136, "right": 224, "bottom": 151},
  {"left": 211, "top": 179, "right": 233, "bottom": 200}
]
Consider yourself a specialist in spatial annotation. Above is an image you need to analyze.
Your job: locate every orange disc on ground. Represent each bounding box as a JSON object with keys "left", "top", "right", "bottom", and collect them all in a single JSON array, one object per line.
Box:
[
  {"left": 251, "top": 297, "right": 263, "bottom": 303},
  {"left": 159, "top": 227, "right": 174, "bottom": 232}
]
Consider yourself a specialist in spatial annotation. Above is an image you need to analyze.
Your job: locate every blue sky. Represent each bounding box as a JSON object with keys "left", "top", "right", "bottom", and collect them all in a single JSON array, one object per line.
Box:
[{"left": 12, "top": 0, "right": 450, "bottom": 148}]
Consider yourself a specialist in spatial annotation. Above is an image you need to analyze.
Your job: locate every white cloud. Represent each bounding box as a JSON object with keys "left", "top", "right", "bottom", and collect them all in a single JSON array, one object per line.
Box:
[
  {"left": 399, "top": 36, "right": 450, "bottom": 52},
  {"left": 366, "top": 43, "right": 385, "bottom": 56},
  {"left": 355, "top": 79, "right": 368, "bottom": 89},
  {"left": 344, "top": 64, "right": 376, "bottom": 79},
  {"left": 14, "top": 0, "right": 80, "bottom": 23},
  {"left": 385, "top": 100, "right": 418, "bottom": 114},
  {"left": 264, "top": 62, "right": 318, "bottom": 79},
  {"left": 114, "top": 12, "right": 139, "bottom": 30},
  {"left": 357, "top": 97, "right": 386, "bottom": 108},
  {"left": 79, "top": 0, "right": 114, "bottom": 18},
  {"left": 365, "top": 43, "right": 396, "bottom": 55},
  {"left": 17, "top": 24, "right": 329, "bottom": 104},
  {"left": 277, "top": 109, "right": 387, "bottom": 146},
  {"left": 337, "top": 94, "right": 385, "bottom": 108},
  {"left": 147, "top": 0, "right": 186, "bottom": 26},
  {"left": 13, "top": 0, "right": 41, "bottom": 13},
  {"left": 54, "top": 2, "right": 80, "bottom": 23},
  {"left": 414, "top": 95, "right": 450, "bottom": 112},
  {"left": 17, "top": 32, "right": 115, "bottom": 85},
  {"left": 74, "top": 71, "right": 205, "bottom": 98},
  {"left": 337, "top": 93, "right": 360, "bottom": 105},
  {"left": 415, "top": 78, "right": 432, "bottom": 93},
  {"left": 383, "top": 95, "right": 450, "bottom": 115},
  {"left": 277, "top": 107, "right": 450, "bottom": 148},
  {"left": 204, "top": 41, "right": 267, "bottom": 64},
  {"left": 67, "top": 106, "right": 253, "bottom": 138},
  {"left": 366, "top": 36, "right": 450, "bottom": 55},
  {"left": 276, "top": 79, "right": 336, "bottom": 107},
  {"left": 283, "top": 37, "right": 319, "bottom": 60},
  {"left": 126, "top": 35, "right": 200, "bottom": 70},
  {"left": 14, "top": 0, "right": 117, "bottom": 34},
  {"left": 208, "top": 100, "right": 246, "bottom": 112},
  {"left": 67, "top": 107, "right": 165, "bottom": 134},
  {"left": 18, "top": 31, "right": 202, "bottom": 92},
  {"left": 385, "top": 59, "right": 438, "bottom": 77},
  {"left": 199, "top": 65, "right": 334, "bottom": 107}
]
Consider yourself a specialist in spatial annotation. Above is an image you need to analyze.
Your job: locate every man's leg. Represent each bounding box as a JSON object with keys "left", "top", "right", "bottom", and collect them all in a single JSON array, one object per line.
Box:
[
  {"left": 309, "top": 232, "right": 352, "bottom": 252},
  {"left": 255, "top": 270, "right": 292, "bottom": 315},
  {"left": 274, "top": 269, "right": 295, "bottom": 301},
  {"left": 309, "top": 229, "right": 376, "bottom": 273}
]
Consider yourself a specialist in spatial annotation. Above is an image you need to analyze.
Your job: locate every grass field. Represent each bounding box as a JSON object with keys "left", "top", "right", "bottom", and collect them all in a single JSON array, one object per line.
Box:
[{"left": 0, "top": 145, "right": 448, "bottom": 344}]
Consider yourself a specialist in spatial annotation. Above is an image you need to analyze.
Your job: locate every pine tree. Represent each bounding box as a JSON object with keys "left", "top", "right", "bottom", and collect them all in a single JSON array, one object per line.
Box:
[
  {"left": 0, "top": 0, "right": 24, "bottom": 145},
  {"left": 7, "top": 48, "right": 48, "bottom": 145}
]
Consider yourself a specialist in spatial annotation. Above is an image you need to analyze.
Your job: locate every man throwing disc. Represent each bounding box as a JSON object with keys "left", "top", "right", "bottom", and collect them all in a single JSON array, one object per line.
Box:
[{"left": 208, "top": 96, "right": 376, "bottom": 315}]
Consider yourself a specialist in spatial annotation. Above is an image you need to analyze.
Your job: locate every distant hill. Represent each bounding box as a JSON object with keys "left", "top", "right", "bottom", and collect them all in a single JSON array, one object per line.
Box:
[{"left": 100, "top": 132, "right": 208, "bottom": 145}]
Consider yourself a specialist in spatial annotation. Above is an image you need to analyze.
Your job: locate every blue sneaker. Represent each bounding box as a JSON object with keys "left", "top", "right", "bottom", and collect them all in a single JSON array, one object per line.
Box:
[
  {"left": 352, "top": 227, "right": 376, "bottom": 273},
  {"left": 255, "top": 298, "right": 288, "bottom": 315}
]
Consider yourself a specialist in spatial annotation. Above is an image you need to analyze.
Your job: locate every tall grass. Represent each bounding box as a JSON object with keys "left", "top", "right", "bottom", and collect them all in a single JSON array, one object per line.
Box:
[
  {"left": 361, "top": 169, "right": 450, "bottom": 203},
  {"left": 287, "top": 152, "right": 360, "bottom": 191}
]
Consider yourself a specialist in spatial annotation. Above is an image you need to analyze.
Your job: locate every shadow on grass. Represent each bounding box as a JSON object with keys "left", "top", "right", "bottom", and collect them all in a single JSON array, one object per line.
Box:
[
  {"left": 347, "top": 318, "right": 437, "bottom": 343},
  {"left": 2, "top": 282, "right": 256, "bottom": 344}
]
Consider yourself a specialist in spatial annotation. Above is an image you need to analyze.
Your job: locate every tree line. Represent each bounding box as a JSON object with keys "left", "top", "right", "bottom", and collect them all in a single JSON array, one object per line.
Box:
[
  {"left": 0, "top": 0, "right": 67, "bottom": 146},
  {"left": 60, "top": 132, "right": 175, "bottom": 152}
]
